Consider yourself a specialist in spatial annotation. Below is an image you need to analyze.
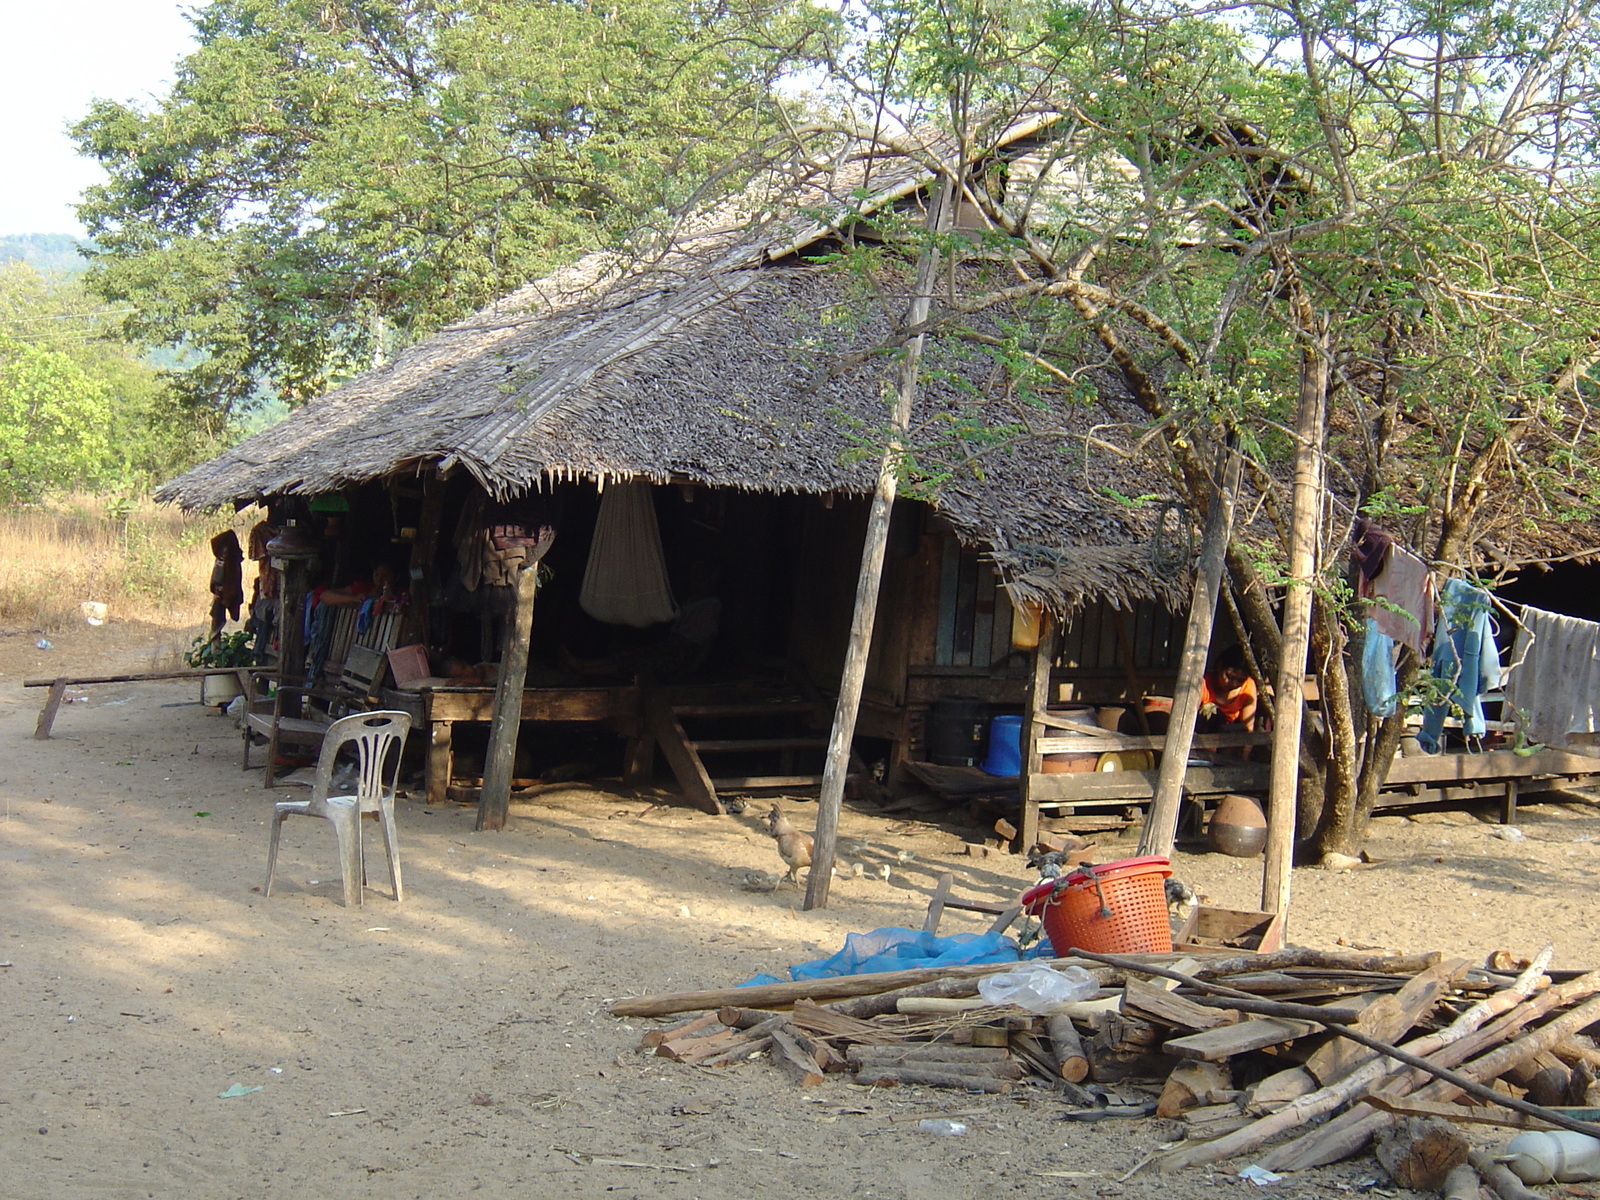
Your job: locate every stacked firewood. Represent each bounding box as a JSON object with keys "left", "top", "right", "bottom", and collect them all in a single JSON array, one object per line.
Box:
[{"left": 615, "top": 945, "right": 1600, "bottom": 1194}]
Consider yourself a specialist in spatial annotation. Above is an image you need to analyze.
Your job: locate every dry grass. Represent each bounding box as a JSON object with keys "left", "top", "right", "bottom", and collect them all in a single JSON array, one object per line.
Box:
[{"left": 0, "top": 496, "right": 256, "bottom": 633}]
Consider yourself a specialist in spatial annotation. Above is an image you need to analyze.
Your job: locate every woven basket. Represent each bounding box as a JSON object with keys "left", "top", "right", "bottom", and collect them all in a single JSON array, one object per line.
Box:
[{"left": 1021, "top": 856, "right": 1173, "bottom": 955}]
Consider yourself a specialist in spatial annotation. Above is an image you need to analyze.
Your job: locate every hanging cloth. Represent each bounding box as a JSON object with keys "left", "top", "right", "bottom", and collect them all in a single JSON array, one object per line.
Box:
[
  {"left": 1418, "top": 577, "right": 1500, "bottom": 753},
  {"left": 1360, "top": 617, "right": 1399, "bottom": 719},
  {"left": 1503, "top": 604, "right": 1600, "bottom": 748},
  {"left": 579, "top": 480, "right": 679, "bottom": 628}
]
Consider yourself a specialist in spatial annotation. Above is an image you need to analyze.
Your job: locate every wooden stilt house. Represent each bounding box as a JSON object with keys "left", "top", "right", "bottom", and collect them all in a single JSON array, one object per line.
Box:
[{"left": 154, "top": 125, "right": 1262, "bottom": 835}]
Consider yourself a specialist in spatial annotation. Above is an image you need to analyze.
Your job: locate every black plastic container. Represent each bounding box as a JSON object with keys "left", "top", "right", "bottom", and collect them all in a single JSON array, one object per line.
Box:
[{"left": 927, "top": 697, "right": 989, "bottom": 766}]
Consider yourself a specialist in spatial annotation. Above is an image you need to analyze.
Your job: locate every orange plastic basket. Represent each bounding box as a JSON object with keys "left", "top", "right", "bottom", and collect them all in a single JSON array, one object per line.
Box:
[{"left": 1021, "top": 856, "right": 1173, "bottom": 955}]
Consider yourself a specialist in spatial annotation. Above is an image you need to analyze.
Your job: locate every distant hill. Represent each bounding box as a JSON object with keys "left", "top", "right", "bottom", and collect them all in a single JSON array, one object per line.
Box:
[{"left": 0, "top": 234, "right": 90, "bottom": 274}]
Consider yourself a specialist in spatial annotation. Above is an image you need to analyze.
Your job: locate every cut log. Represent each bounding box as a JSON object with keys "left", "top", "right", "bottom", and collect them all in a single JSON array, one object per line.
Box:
[
  {"left": 700, "top": 1035, "right": 776, "bottom": 1068},
  {"left": 792, "top": 1028, "right": 849, "bottom": 1073},
  {"left": 640, "top": 1011, "right": 720, "bottom": 1048},
  {"left": 769, "top": 1025, "right": 827, "bottom": 1087},
  {"left": 1088, "top": 1016, "right": 1176, "bottom": 1083},
  {"left": 1047, "top": 1014, "right": 1089, "bottom": 1083},
  {"left": 1374, "top": 1115, "right": 1470, "bottom": 1191},
  {"left": 855, "top": 1065, "right": 1017, "bottom": 1091},
  {"left": 845, "top": 1045, "right": 1012, "bottom": 1065},
  {"left": 1504, "top": 1052, "right": 1570, "bottom": 1108},
  {"left": 1158, "top": 1061, "right": 1233, "bottom": 1118},
  {"left": 718, "top": 1005, "right": 778, "bottom": 1030},
  {"left": 1246, "top": 1067, "right": 1318, "bottom": 1112},
  {"left": 659, "top": 1027, "right": 748, "bottom": 1064}
]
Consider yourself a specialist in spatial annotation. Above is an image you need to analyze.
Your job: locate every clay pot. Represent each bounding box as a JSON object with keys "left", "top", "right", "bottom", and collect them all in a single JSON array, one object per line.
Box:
[{"left": 1208, "top": 793, "right": 1268, "bottom": 857}]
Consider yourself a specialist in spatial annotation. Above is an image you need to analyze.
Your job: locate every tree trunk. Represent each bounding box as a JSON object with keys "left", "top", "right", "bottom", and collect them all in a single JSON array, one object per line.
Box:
[
  {"left": 805, "top": 180, "right": 951, "bottom": 910},
  {"left": 1263, "top": 327, "right": 1327, "bottom": 916}
]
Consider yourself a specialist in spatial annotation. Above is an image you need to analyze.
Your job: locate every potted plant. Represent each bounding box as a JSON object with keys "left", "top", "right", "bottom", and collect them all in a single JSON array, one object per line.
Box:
[{"left": 186, "top": 630, "right": 256, "bottom": 706}]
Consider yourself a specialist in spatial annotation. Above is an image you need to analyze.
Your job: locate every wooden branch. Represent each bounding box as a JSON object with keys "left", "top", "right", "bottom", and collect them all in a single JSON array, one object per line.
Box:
[
  {"left": 1261, "top": 972, "right": 1600, "bottom": 1172},
  {"left": 827, "top": 976, "right": 984, "bottom": 1020},
  {"left": 1154, "top": 949, "right": 1554, "bottom": 1170},
  {"left": 1193, "top": 949, "right": 1443, "bottom": 978},
  {"left": 609, "top": 955, "right": 1121, "bottom": 1017},
  {"left": 1470, "top": 1148, "right": 1546, "bottom": 1200}
]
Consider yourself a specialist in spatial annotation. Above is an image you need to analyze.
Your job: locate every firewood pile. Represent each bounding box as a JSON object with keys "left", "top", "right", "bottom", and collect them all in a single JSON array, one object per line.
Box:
[{"left": 613, "top": 944, "right": 1600, "bottom": 1192}]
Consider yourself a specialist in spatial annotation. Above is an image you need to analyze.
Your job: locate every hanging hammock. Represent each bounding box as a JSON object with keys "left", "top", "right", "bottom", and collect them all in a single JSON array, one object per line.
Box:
[{"left": 580, "top": 479, "right": 679, "bottom": 627}]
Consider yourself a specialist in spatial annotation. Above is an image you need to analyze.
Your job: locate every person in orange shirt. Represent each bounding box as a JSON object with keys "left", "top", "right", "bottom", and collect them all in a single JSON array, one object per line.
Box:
[{"left": 1198, "top": 645, "right": 1258, "bottom": 732}]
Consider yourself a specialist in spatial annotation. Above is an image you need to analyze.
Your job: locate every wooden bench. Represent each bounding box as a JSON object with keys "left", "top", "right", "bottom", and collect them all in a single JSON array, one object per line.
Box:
[{"left": 24, "top": 668, "right": 254, "bottom": 739}]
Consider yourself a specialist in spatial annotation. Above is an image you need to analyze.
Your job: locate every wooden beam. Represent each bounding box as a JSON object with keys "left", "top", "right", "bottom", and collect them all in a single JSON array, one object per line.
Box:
[
  {"left": 1162, "top": 1017, "right": 1321, "bottom": 1061},
  {"left": 1141, "top": 444, "right": 1239, "bottom": 858},
  {"left": 477, "top": 528, "right": 553, "bottom": 832},
  {"left": 1039, "top": 732, "right": 1270, "bottom": 753},
  {"left": 806, "top": 181, "right": 952, "bottom": 911},
  {"left": 23, "top": 666, "right": 263, "bottom": 689},
  {"left": 1025, "top": 763, "right": 1270, "bottom": 803}
]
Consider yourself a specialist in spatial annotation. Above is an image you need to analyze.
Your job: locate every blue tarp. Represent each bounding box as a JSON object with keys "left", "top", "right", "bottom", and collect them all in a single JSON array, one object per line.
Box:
[{"left": 741, "top": 926, "right": 1047, "bottom": 987}]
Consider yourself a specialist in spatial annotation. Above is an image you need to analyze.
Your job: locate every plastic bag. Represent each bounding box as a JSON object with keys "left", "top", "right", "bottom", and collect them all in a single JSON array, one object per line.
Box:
[{"left": 977, "top": 962, "right": 1098, "bottom": 1013}]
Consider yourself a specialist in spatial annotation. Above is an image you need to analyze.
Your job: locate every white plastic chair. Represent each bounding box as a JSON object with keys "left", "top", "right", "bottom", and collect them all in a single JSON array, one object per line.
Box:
[{"left": 264, "top": 710, "right": 411, "bottom": 907}]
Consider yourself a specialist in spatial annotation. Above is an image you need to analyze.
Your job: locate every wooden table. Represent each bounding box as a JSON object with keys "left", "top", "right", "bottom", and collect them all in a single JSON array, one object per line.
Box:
[{"left": 383, "top": 683, "right": 641, "bottom": 804}]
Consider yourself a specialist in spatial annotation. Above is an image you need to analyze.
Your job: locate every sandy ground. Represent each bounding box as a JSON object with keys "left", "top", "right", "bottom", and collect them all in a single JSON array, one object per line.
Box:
[{"left": 3, "top": 620, "right": 1599, "bottom": 1199}]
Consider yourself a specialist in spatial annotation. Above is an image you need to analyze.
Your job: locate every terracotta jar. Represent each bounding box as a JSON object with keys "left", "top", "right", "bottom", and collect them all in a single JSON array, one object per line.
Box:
[{"left": 1208, "top": 793, "right": 1268, "bottom": 857}]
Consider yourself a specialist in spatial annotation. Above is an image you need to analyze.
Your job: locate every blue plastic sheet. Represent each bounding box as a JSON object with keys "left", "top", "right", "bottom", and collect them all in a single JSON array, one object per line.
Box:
[{"left": 741, "top": 926, "right": 1030, "bottom": 988}]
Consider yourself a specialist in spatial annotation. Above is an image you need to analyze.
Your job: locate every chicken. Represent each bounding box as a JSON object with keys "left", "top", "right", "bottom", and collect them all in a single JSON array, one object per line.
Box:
[{"left": 763, "top": 804, "right": 818, "bottom": 883}]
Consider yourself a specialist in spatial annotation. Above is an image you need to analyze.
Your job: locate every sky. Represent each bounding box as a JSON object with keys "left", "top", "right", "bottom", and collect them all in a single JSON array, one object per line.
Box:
[{"left": 2, "top": 0, "right": 200, "bottom": 236}]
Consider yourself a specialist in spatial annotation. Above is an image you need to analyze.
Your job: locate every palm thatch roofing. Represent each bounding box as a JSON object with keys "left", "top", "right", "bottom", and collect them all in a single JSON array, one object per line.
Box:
[{"left": 156, "top": 119, "right": 1207, "bottom": 612}]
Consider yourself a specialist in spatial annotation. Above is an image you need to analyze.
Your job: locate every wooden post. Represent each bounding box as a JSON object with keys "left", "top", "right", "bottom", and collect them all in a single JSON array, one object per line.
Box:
[
  {"left": 1140, "top": 446, "right": 1239, "bottom": 858},
  {"left": 804, "top": 181, "right": 951, "bottom": 911},
  {"left": 1263, "top": 327, "right": 1327, "bottom": 916},
  {"left": 477, "top": 529, "right": 555, "bottom": 832},
  {"left": 1017, "top": 613, "right": 1058, "bottom": 853},
  {"left": 427, "top": 719, "right": 453, "bottom": 805},
  {"left": 277, "top": 556, "right": 311, "bottom": 701},
  {"left": 400, "top": 470, "right": 445, "bottom": 646}
]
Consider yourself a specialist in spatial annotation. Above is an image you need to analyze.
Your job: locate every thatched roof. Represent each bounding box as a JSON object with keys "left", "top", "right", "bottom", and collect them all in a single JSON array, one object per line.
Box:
[{"left": 158, "top": 120, "right": 1197, "bottom": 611}]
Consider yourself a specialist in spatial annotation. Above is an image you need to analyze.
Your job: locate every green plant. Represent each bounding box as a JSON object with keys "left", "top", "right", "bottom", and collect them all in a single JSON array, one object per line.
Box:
[{"left": 184, "top": 630, "right": 254, "bottom": 668}]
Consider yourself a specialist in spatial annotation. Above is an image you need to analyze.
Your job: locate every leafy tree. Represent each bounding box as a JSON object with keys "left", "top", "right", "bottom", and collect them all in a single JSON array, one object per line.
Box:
[
  {"left": 72, "top": 0, "right": 831, "bottom": 420},
  {"left": 0, "top": 337, "right": 113, "bottom": 502},
  {"left": 0, "top": 262, "right": 208, "bottom": 491},
  {"left": 775, "top": 0, "right": 1600, "bottom": 862}
]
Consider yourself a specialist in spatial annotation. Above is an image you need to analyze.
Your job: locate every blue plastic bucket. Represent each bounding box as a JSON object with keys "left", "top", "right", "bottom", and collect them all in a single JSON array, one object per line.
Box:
[{"left": 979, "top": 713, "right": 1024, "bottom": 777}]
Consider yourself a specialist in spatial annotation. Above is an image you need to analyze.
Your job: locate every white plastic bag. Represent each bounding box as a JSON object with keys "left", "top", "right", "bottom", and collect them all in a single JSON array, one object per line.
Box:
[{"left": 977, "top": 962, "right": 1098, "bottom": 1013}]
